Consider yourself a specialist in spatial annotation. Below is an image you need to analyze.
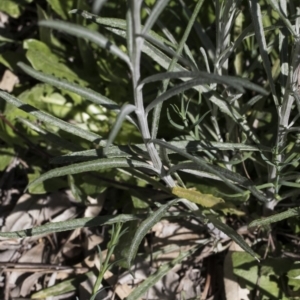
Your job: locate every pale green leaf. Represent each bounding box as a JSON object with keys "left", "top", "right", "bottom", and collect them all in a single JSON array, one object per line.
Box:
[
  {"left": 0, "top": 0, "right": 32, "bottom": 18},
  {"left": 206, "top": 215, "right": 260, "bottom": 261},
  {"left": 31, "top": 272, "right": 93, "bottom": 298},
  {"left": 69, "top": 11, "right": 175, "bottom": 49},
  {"left": 39, "top": 20, "right": 131, "bottom": 68},
  {"left": 125, "top": 199, "right": 178, "bottom": 269},
  {"left": 142, "top": 0, "right": 170, "bottom": 35},
  {"left": 27, "top": 158, "right": 158, "bottom": 190},
  {"left": 172, "top": 186, "right": 224, "bottom": 208},
  {"left": 17, "top": 63, "right": 137, "bottom": 126},
  {"left": 0, "top": 91, "right": 104, "bottom": 145},
  {"left": 153, "top": 139, "right": 245, "bottom": 195},
  {"left": 0, "top": 214, "right": 140, "bottom": 239},
  {"left": 104, "top": 103, "right": 137, "bottom": 152},
  {"left": 50, "top": 140, "right": 270, "bottom": 164},
  {"left": 249, "top": 208, "right": 300, "bottom": 228},
  {"left": 46, "top": 0, "right": 75, "bottom": 20},
  {"left": 104, "top": 25, "right": 261, "bottom": 144},
  {"left": 24, "top": 39, "right": 87, "bottom": 86}
]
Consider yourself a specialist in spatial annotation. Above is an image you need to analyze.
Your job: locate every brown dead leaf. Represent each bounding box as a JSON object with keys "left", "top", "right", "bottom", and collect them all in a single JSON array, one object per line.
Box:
[
  {"left": 104, "top": 270, "right": 133, "bottom": 300},
  {"left": 223, "top": 241, "right": 250, "bottom": 300},
  {"left": 0, "top": 11, "right": 9, "bottom": 27},
  {"left": 1, "top": 192, "right": 76, "bottom": 242},
  {"left": 20, "top": 273, "right": 44, "bottom": 297},
  {"left": 151, "top": 220, "right": 202, "bottom": 267},
  {"left": 84, "top": 193, "right": 105, "bottom": 218},
  {"left": 18, "top": 242, "right": 45, "bottom": 263},
  {"left": 0, "top": 70, "right": 19, "bottom": 92}
]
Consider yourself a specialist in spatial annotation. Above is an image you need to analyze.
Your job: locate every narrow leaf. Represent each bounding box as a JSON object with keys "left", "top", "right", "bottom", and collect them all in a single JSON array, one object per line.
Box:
[
  {"left": 18, "top": 63, "right": 135, "bottom": 120},
  {"left": 249, "top": 208, "right": 299, "bottom": 228},
  {"left": 104, "top": 103, "right": 136, "bottom": 152},
  {"left": 39, "top": 20, "right": 131, "bottom": 69},
  {"left": 206, "top": 214, "right": 260, "bottom": 261},
  {"left": 17, "top": 117, "right": 81, "bottom": 152},
  {"left": 31, "top": 272, "right": 93, "bottom": 298},
  {"left": 0, "top": 214, "right": 141, "bottom": 239},
  {"left": 152, "top": 139, "right": 245, "bottom": 194},
  {"left": 0, "top": 90, "right": 104, "bottom": 145},
  {"left": 125, "top": 199, "right": 178, "bottom": 269},
  {"left": 28, "top": 158, "right": 158, "bottom": 190},
  {"left": 50, "top": 141, "right": 269, "bottom": 164},
  {"left": 105, "top": 25, "right": 261, "bottom": 144},
  {"left": 146, "top": 78, "right": 214, "bottom": 114},
  {"left": 126, "top": 244, "right": 205, "bottom": 300},
  {"left": 172, "top": 186, "right": 224, "bottom": 208},
  {"left": 248, "top": 0, "right": 278, "bottom": 105},
  {"left": 142, "top": 0, "right": 170, "bottom": 35},
  {"left": 169, "top": 161, "right": 268, "bottom": 203},
  {"left": 140, "top": 71, "right": 267, "bottom": 95},
  {"left": 70, "top": 12, "right": 175, "bottom": 49}
]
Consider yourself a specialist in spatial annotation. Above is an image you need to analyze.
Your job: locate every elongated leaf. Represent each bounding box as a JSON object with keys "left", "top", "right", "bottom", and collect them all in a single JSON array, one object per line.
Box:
[
  {"left": 50, "top": 147, "right": 136, "bottom": 164},
  {"left": 150, "top": 0, "right": 205, "bottom": 140},
  {"left": 50, "top": 140, "right": 270, "bottom": 164},
  {"left": 18, "top": 62, "right": 114, "bottom": 109},
  {"left": 248, "top": 0, "right": 278, "bottom": 105},
  {"left": 266, "top": 0, "right": 296, "bottom": 36},
  {"left": 18, "top": 63, "right": 138, "bottom": 127},
  {"left": 0, "top": 214, "right": 140, "bottom": 239},
  {"left": 169, "top": 162, "right": 268, "bottom": 203},
  {"left": 152, "top": 139, "right": 244, "bottom": 194},
  {"left": 105, "top": 25, "right": 261, "bottom": 144},
  {"left": 31, "top": 272, "right": 93, "bottom": 298},
  {"left": 0, "top": 90, "right": 104, "bottom": 145},
  {"left": 249, "top": 208, "right": 300, "bottom": 228},
  {"left": 125, "top": 199, "right": 178, "bottom": 269},
  {"left": 27, "top": 158, "right": 158, "bottom": 190},
  {"left": 140, "top": 71, "right": 202, "bottom": 86},
  {"left": 104, "top": 103, "right": 137, "bottom": 152},
  {"left": 146, "top": 74, "right": 267, "bottom": 114},
  {"left": 17, "top": 117, "right": 81, "bottom": 152},
  {"left": 173, "top": 186, "right": 245, "bottom": 216},
  {"left": 139, "top": 33, "right": 195, "bottom": 70},
  {"left": 172, "top": 186, "right": 224, "bottom": 208},
  {"left": 126, "top": 244, "right": 206, "bottom": 300},
  {"left": 117, "top": 167, "right": 170, "bottom": 193},
  {"left": 39, "top": 20, "right": 131, "bottom": 68},
  {"left": 70, "top": 11, "right": 176, "bottom": 49},
  {"left": 24, "top": 39, "right": 87, "bottom": 86},
  {"left": 142, "top": 0, "right": 169, "bottom": 35},
  {"left": 146, "top": 78, "right": 212, "bottom": 114},
  {"left": 205, "top": 214, "right": 260, "bottom": 261},
  {"left": 140, "top": 71, "right": 267, "bottom": 96}
]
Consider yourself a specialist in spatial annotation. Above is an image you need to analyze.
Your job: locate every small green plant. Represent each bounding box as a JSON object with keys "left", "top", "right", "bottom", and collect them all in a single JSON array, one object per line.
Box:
[
  {"left": 92, "top": 222, "right": 126, "bottom": 298},
  {"left": 1, "top": 0, "right": 300, "bottom": 298}
]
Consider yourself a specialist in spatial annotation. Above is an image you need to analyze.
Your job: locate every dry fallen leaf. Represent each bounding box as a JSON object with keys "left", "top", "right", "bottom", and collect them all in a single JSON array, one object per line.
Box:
[
  {"left": 104, "top": 270, "right": 134, "bottom": 300},
  {"left": 0, "top": 70, "right": 19, "bottom": 92},
  {"left": 223, "top": 241, "right": 250, "bottom": 300},
  {"left": 20, "top": 273, "right": 44, "bottom": 297}
]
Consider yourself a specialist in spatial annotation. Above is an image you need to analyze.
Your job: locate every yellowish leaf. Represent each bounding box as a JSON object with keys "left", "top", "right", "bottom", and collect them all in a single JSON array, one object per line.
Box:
[{"left": 172, "top": 186, "right": 224, "bottom": 208}]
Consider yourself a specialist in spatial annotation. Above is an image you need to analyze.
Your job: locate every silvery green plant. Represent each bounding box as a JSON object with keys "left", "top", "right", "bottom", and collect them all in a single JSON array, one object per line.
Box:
[{"left": 1, "top": 0, "right": 300, "bottom": 298}]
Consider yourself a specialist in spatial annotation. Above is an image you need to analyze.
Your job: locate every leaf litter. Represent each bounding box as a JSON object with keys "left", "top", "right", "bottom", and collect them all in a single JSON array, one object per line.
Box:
[{"left": 0, "top": 183, "right": 230, "bottom": 300}]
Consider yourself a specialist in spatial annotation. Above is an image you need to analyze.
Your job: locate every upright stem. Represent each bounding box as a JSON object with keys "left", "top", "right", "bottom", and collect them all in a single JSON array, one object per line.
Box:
[
  {"left": 266, "top": 36, "right": 300, "bottom": 212},
  {"left": 129, "top": 0, "right": 175, "bottom": 187}
]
